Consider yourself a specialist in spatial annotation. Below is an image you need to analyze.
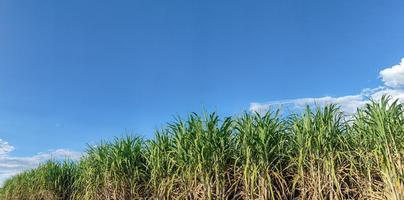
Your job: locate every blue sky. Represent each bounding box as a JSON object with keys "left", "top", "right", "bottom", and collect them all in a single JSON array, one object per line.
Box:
[{"left": 1, "top": 0, "right": 404, "bottom": 183}]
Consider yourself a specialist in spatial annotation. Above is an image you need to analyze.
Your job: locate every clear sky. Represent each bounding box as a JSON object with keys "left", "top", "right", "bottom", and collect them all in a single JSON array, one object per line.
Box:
[{"left": 1, "top": 0, "right": 404, "bottom": 183}]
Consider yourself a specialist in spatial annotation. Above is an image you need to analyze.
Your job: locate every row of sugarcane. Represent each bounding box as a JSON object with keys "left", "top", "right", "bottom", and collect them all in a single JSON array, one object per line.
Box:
[{"left": 1, "top": 95, "right": 403, "bottom": 200}]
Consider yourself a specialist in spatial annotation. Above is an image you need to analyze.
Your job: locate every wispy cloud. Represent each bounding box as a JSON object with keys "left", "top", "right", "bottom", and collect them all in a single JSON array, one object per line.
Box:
[
  {"left": 0, "top": 139, "right": 14, "bottom": 156},
  {"left": 250, "top": 58, "right": 404, "bottom": 114},
  {"left": 0, "top": 139, "right": 81, "bottom": 185}
]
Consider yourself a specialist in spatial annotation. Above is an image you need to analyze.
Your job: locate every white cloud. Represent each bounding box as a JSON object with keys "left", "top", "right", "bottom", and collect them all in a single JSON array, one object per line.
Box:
[
  {"left": 0, "top": 139, "right": 14, "bottom": 156},
  {"left": 0, "top": 139, "right": 81, "bottom": 185},
  {"left": 250, "top": 58, "right": 404, "bottom": 114},
  {"left": 370, "top": 88, "right": 404, "bottom": 101},
  {"left": 250, "top": 90, "right": 370, "bottom": 114},
  {"left": 380, "top": 58, "right": 404, "bottom": 88}
]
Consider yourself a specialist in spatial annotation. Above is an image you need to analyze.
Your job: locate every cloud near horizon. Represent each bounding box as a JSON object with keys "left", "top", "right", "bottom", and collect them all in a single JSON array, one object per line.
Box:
[
  {"left": 250, "top": 58, "right": 404, "bottom": 114},
  {"left": 0, "top": 139, "right": 81, "bottom": 185}
]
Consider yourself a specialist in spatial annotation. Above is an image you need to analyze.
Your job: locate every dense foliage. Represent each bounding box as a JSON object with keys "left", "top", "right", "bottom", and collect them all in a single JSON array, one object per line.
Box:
[{"left": 1, "top": 96, "right": 403, "bottom": 200}]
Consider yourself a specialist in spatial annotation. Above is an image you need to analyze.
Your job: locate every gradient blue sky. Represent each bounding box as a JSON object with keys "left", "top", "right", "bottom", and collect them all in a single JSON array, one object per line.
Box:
[{"left": 1, "top": 0, "right": 404, "bottom": 182}]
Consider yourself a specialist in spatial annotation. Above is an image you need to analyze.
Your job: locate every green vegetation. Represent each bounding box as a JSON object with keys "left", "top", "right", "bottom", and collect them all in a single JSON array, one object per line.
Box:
[{"left": 1, "top": 96, "right": 403, "bottom": 200}]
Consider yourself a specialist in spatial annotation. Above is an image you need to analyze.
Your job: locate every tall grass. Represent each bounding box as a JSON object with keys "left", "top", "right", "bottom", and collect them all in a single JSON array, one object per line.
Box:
[
  {"left": 1, "top": 96, "right": 403, "bottom": 200},
  {"left": 289, "top": 105, "right": 351, "bottom": 199},
  {"left": 0, "top": 160, "right": 78, "bottom": 200},
  {"left": 75, "top": 136, "right": 148, "bottom": 200},
  {"left": 147, "top": 113, "right": 236, "bottom": 199},
  {"left": 351, "top": 96, "right": 404, "bottom": 199},
  {"left": 235, "top": 111, "right": 290, "bottom": 199}
]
